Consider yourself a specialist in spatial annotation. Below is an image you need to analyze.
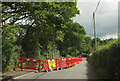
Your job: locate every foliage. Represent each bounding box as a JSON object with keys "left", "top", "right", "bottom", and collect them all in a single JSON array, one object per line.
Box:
[
  {"left": 88, "top": 39, "right": 120, "bottom": 79},
  {"left": 57, "top": 21, "right": 87, "bottom": 57},
  {"left": 2, "top": 24, "right": 22, "bottom": 72},
  {"left": 2, "top": 2, "right": 86, "bottom": 72},
  {"left": 66, "top": 55, "right": 72, "bottom": 58}
]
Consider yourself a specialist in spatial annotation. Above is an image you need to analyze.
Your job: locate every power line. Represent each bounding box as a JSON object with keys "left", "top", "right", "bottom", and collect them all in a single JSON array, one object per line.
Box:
[{"left": 94, "top": 0, "right": 101, "bottom": 13}]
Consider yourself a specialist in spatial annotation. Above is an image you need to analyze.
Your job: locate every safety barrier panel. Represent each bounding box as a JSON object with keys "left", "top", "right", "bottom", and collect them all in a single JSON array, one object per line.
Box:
[
  {"left": 18, "top": 58, "right": 44, "bottom": 71},
  {"left": 59, "top": 58, "right": 68, "bottom": 68},
  {"left": 18, "top": 57, "right": 83, "bottom": 72},
  {"left": 43, "top": 59, "right": 59, "bottom": 72}
]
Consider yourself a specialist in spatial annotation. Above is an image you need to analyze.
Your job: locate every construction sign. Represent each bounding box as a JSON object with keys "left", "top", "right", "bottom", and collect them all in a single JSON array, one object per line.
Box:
[{"left": 48, "top": 61, "right": 55, "bottom": 68}]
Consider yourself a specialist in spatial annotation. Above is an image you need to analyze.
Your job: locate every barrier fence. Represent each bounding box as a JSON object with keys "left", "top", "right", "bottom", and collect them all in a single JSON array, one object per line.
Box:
[{"left": 18, "top": 57, "right": 83, "bottom": 72}]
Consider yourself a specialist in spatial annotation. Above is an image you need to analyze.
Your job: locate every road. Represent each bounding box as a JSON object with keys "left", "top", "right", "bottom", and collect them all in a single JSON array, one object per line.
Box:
[{"left": 16, "top": 58, "right": 97, "bottom": 80}]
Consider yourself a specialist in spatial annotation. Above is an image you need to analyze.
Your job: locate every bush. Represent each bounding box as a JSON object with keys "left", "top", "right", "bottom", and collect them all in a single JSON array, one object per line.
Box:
[
  {"left": 88, "top": 39, "right": 120, "bottom": 79},
  {"left": 66, "top": 55, "right": 72, "bottom": 58}
]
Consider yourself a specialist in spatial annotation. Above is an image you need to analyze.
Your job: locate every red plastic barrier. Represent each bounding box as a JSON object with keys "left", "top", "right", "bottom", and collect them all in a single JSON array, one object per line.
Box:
[
  {"left": 18, "top": 58, "right": 43, "bottom": 71},
  {"left": 78, "top": 57, "right": 83, "bottom": 63},
  {"left": 59, "top": 58, "right": 68, "bottom": 68},
  {"left": 43, "top": 59, "right": 60, "bottom": 71},
  {"left": 18, "top": 57, "right": 83, "bottom": 71}
]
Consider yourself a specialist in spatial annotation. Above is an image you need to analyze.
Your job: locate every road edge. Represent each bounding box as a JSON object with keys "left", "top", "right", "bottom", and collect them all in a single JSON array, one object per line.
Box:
[{"left": 13, "top": 71, "right": 34, "bottom": 79}]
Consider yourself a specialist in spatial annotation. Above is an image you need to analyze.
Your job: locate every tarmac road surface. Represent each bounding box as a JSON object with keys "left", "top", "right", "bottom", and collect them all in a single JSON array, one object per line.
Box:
[{"left": 16, "top": 58, "right": 97, "bottom": 80}]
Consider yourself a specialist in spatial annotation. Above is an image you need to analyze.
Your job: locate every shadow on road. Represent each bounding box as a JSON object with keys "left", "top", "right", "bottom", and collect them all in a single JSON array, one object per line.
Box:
[
  {"left": 85, "top": 58, "right": 98, "bottom": 79},
  {"left": 1, "top": 75, "right": 16, "bottom": 81}
]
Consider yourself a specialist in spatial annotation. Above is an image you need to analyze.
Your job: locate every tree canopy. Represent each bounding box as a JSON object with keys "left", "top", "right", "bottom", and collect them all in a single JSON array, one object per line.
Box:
[{"left": 2, "top": 2, "right": 89, "bottom": 72}]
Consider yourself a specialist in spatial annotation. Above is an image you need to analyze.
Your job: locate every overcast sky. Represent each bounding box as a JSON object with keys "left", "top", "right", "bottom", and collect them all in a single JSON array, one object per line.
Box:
[{"left": 73, "top": 0, "right": 119, "bottom": 40}]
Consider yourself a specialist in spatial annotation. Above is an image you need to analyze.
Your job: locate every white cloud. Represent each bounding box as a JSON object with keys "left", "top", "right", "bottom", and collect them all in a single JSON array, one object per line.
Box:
[
  {"left": 101, "top": 33, "right": 118, "bottom": 40},
  {"left": 73, "top": 0, "right": 118, "bottom": 39}
]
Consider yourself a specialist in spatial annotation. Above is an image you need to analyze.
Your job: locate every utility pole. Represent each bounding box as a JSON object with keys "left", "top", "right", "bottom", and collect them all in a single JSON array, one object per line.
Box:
[
  {"left": 93, "top": 12, "right": 97, "bottom": 49},
  {"left": 93, "top": 0, "right": 101, "bottom": 49}
]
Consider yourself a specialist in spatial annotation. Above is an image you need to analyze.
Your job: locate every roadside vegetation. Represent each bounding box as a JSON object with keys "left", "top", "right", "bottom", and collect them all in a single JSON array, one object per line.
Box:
[
  {"left": 88, "top": 38, "right": 120, "bottom": 79},
  {"left": 2, "top": 2, "right": 91, "bottom": 73}
]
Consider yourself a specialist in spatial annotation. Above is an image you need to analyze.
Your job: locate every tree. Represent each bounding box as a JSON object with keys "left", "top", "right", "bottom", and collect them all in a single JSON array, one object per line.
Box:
[
  {"left": 91, "top": 37, "right": 103, "bottom": 48},
  {"left": 57, "top": 21, "right": 86, "bottom": 57},
  {"left": 2, "top": 2, "right": 81, "bottom": 71},
  {"left": 2, "top": 24, "right": 21, "bottom": 72}
]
